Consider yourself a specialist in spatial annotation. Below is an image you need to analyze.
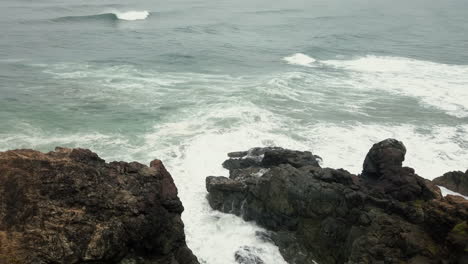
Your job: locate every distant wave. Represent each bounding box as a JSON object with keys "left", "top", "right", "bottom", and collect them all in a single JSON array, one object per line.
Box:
[
  {"left": 54, "top": 10, "right": 150, "bottom": 22},
  {"left": 283, "top": 53, "right": 316, "bottom": 67},
  {"left": 249, "top": 9, "right": 301, "bottom": 14},
  {"left": 113, "top": 11, "right": 149, "bottom": 21}
]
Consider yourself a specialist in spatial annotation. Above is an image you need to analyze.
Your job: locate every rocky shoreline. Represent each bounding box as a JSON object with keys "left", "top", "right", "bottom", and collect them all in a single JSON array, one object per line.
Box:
[
  {"left": 0, "top": 140, "right": 467, "bottom": 264},
  {"left": 206, "top": 139, "right": 468, "bottom": 264}
]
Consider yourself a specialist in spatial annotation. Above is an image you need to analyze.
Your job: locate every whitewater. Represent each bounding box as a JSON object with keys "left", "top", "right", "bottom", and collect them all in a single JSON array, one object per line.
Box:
[{"left": 1, "top": 0, "right": 468, "bottom": 263}]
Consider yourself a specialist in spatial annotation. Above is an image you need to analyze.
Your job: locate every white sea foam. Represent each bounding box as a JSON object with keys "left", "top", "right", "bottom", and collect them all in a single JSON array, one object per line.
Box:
[
  {"left": 321, "top": 55, "right": 468, "bottom": 118},
  {"left": 438, "top": 186, "right": 468, "bottom": 200},
  {"left": 283, "top": 53, "right": 316, "bottom": 67},
  {"left": 113, "top": 10, "right": 150, "bottom": 21},
  {"left": 281, "top": 54, "right": 468, "bottom": 118}
]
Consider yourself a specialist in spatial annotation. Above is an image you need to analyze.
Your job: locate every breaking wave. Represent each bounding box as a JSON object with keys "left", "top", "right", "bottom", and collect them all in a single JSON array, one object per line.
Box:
[
  {"left": 53, "top": 10, "right": 150, "bottom": 22},
  {"left": 283, "top": 53, "right": 316, "bottom": 67}
]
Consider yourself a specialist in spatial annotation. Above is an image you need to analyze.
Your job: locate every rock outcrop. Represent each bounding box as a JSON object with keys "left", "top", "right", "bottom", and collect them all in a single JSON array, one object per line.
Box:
[
  {"left": 206, "top": 139, "right": 468, "bottom": 264},
  {"left": 0, "top": 147, "right": 199, "bottom": 264},
  {"left": 433, "top": 170, "right": 468, "bottom": 196}
]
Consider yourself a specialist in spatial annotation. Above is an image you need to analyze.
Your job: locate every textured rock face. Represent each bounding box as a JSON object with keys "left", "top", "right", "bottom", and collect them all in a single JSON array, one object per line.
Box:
[
  {"left": 362, "top": 139, "right": 440, "bottom": 202},
  {"left": 433, "top": 170, "right": 468, "bottom": 196},
  {"left": 362, "top": 138, "right": 407, "bottom": 178},
  {"left": 0, "top": 148, "right": 199, "bottom": 264},
  {"left": 206, "top": 139, "right": 468, "bottom": 264}
]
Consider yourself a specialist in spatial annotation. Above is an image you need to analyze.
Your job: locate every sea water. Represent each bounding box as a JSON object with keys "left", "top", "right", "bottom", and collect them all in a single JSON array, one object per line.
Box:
[{"left": 1, "top": 0, "right": 467, "bottom": 263}]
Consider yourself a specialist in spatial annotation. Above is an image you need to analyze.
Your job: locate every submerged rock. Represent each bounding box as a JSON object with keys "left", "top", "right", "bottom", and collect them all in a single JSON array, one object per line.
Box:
[
  {"left": 234, "top": 246, "right": 264, "bottom": 264},
  {"left": 206, "top": 139, "right": 468, "bottom": 264},
  {"left": 0, "top": 148, "right": 199, "bottom": 264},
  {"left": 433, "top": 170, "right": 468, "bottom": 196}
]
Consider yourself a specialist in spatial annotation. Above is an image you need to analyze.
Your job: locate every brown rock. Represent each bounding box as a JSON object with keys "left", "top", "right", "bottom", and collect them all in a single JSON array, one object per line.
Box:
[{"left": 0, "top": 148, "right": 199, "bottom": 264}]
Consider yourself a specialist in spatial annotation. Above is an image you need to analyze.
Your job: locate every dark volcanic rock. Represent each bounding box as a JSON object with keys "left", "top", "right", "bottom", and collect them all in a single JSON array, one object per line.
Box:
[
  {"left": 433, "top": 170, "right": 468, "bottom": 196},
  {"left": 0, "top": 147, "right": 199, "bottom": 264},
  {"left": 206, "top": 139, "right": 468, "bottom": 264},
  {"left": 222, "top": 147, "right": 320, "bottom": 173},
  {"left": 362, "top": 139, "right": 439, "bottom": 202},
  {"left": 362, "top": 138, "right": 406, "bottom": 179}
]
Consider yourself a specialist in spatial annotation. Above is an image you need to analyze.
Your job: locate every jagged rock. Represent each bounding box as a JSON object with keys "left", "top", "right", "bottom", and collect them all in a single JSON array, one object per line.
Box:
[
  {"left": 0, "top": 148, "right": 199, "bottom": 264},
  {"left": 206, "top": 140, "right": 467, "bottom": 264},
  {"left": 433, "top": 170, "right": 468, "bottom": 196},
  {"left": 261, "top": 148, "right": 320, "bottom": 168}
]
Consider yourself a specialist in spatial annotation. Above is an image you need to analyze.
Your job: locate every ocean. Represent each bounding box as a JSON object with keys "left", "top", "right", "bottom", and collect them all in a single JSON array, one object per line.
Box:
[{"left": 1, "top": 0, "right": 467, "bottom": 263}]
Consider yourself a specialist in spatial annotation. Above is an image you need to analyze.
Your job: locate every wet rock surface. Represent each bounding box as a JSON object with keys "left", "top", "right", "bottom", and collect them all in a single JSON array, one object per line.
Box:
[
  {"left": 433, "top": 170, "right": 468, "bottom": 196},
  {"left": 234, "top": 246, "right": 265, "bottom": 264},
  {"left": 0, "top": 147, "right": 199, "bottom": 264},
  {"left": 206, "top": 139, "right": 468, "bottom": 264}
]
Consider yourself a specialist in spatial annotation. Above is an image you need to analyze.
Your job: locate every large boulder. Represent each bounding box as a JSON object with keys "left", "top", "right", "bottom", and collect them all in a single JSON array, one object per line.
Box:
[
  {"left": 362, "top": 138, "right": 406, "bottom": 178},
  {"left": 206, "top": 140, "right": 467, "bottom": 264},
  {"left": 0, "top": 147, "right": 199, "bottom": 264},
  {"left": 362, "top": 139, "right": 440, "bottom": 201},
  {"left": 433, "top": 170, "right": 468, "bottom": 196}
]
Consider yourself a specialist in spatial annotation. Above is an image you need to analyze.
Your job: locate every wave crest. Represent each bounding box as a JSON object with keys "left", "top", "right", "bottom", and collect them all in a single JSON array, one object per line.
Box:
[
  {"left": 113, "top": 10, "right": 149, "bottom": 21},
  {"left": 53, "top": 10, "right": 150, "bottom": 22},
  {"left": 283, "top": 53, "right": 316, "bottom": 67}
]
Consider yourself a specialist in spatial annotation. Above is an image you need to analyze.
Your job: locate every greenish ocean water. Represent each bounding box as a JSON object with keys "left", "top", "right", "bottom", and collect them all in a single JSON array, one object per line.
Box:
[{"left": 1, "top": 0, "right": 467, "bottom": 263}]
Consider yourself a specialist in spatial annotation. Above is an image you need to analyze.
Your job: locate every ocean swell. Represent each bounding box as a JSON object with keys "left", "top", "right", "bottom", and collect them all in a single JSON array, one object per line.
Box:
[{"left": 53, "top": 10, "right": 150, "bottom": 22}]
